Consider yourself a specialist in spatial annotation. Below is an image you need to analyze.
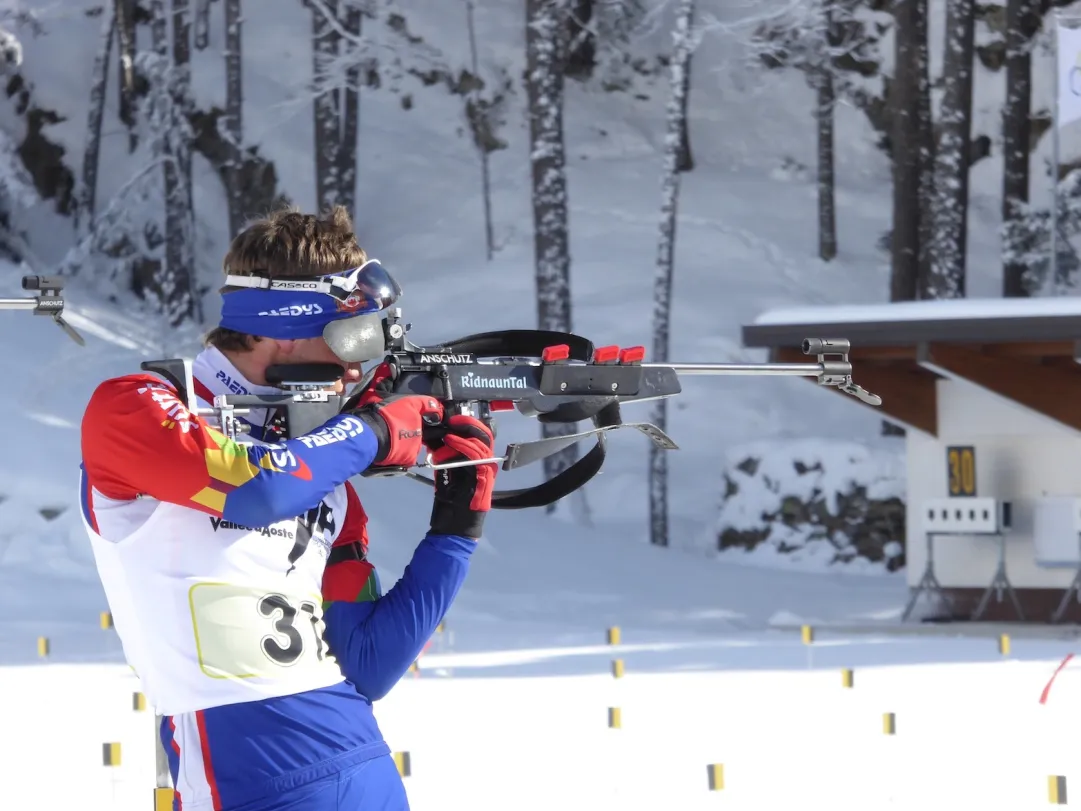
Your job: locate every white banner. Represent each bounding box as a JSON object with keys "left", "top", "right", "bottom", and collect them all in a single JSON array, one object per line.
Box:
[{"left": 1057, "top": 21, "right": 1081, "bottom": 127}]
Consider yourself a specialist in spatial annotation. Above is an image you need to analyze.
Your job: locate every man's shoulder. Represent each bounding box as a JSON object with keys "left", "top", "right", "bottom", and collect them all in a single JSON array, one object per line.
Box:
[{"left": 83, "top": 373, "right": 187, "bottom": 430}]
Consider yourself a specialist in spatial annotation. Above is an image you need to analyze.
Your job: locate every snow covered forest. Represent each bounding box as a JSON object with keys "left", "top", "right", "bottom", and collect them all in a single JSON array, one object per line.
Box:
[{"left": 1, "top": 0, "right": 1079, "bottom": 562}]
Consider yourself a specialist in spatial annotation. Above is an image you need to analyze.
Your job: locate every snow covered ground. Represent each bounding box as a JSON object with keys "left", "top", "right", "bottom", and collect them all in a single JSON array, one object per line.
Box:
[{"left": 7, "top": 640, "right": 1081, "bottom": 810}]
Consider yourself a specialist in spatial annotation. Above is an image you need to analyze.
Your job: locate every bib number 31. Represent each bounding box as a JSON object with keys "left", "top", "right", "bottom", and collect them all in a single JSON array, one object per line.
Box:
[
  {"left": 189, "top": 583, "right": 335, "bottom": 680},
  {"left": 258, "top": 593, "right": 326, "bottom": 665}
]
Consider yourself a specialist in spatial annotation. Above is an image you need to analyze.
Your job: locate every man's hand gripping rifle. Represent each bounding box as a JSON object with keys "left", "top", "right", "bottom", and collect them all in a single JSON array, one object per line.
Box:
[
  {"left": 144, "top": 306, "right": 882, "bottom": 510},
  {"left": 0, "top": 275, "right": 85, "bottom": 345}
]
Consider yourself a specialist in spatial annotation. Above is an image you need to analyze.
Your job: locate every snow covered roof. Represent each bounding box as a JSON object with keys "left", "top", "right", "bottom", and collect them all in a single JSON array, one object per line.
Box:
[{"left": 743, "top": 297, "right": 1081, "bottom": 347}]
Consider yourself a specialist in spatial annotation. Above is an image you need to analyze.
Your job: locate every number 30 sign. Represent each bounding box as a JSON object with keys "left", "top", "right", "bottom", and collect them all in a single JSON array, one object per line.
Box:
[{"left": 946, "top": 445, "right": 977, "bottom": 497}]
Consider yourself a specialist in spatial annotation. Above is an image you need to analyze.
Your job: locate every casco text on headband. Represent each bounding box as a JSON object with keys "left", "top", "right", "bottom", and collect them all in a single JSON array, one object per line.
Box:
[
  {"left": 216, "top": 259, "right": 402, "bottom": 340},
  {"left": 223, "top": 260, "right": 399, "bottom": 306}
]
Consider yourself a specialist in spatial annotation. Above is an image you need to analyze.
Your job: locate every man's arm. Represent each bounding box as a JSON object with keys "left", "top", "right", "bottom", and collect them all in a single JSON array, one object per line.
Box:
[
  {"left": 81, "top": 374, "right": 381, "bottom": 526},
  {"left": 320, "top": 482, "right": 474, "bottom": 701}
]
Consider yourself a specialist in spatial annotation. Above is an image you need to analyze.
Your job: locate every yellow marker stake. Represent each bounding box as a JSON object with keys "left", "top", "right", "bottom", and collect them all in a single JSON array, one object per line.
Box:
[
  {"left": 1049, "top": 775, "right": 1067, "bottom": 805},
  {"left": 707, "top": 764, "right": 724, "bottom": 791},
  {"left": 608, "top": 707, "right": 622, "bottom": 729},
  {"left": 102, "top": 742, "right": 121, "bottom": 767},
  {"left": 998, "top": 634, "right": 1011, "bottom": 656}
]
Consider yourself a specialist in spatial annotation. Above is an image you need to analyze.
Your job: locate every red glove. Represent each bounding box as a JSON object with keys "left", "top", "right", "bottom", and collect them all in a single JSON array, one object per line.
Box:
[
  {"left": 349, "top": 365, "right": 444, "bottom": 468},
  {"left": 351, "top": 362, "right": 395, "bottom": 408},
  {"left": 426, "top": 414, "right": 498, "bottom": 538}
]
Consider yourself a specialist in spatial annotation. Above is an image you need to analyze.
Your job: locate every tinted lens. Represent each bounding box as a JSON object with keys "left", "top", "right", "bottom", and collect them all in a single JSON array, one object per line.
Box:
[{"left": 333, "top": 260, "right": 402, "bottom": 314}]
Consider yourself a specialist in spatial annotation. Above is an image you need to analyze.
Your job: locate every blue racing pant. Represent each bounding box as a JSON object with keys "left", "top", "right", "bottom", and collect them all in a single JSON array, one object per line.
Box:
[{"left": 228, "top": 754, "right": 409, "bottom": 811}]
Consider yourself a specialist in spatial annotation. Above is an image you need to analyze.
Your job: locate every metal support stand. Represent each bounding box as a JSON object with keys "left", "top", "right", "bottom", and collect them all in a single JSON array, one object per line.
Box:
[
  {"left": 971, "top": 533, "right": 1024, "bottom": 622},
  {"left": 901, "top": 533, "right": 957, "bottom": 621},
  {"left": 0, "top": 275, "right": 84, "bottom": 344},
  {"left": 153, "top": 713, "right": 173, "bottom": 810},
  {"left": 1051, "top": 533, "right": 1081, "bottom": 624}
]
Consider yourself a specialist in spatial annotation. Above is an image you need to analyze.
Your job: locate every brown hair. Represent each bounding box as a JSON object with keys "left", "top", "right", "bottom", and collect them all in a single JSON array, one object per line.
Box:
[{"left": 204, "top": 204, "right": 368, "bottom": 351}]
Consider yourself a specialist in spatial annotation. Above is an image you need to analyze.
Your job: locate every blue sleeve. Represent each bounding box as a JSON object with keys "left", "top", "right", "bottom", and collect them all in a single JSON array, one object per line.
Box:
[
  {"left": 80, "top": 375, "right": 380, "bottom": 529},
  {"left": 322, "top": 532, "right": 475, "bottom": 701},
  {"left": 224, "top": 413, "right": 380, "bottom": 527}
]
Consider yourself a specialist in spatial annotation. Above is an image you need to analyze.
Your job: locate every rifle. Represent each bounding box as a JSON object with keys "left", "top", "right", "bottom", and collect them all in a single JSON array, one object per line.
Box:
[
  {"left": 142, "top": 306, "right": 883, "bottom": 510},
  {"left": 1, "top": 275, "right": 85, "bottom": 345}
]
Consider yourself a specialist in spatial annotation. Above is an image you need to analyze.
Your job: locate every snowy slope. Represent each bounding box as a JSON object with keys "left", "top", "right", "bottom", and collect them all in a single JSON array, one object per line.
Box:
[
  {"left": 0, "top": 259, "right": 916, "bottom": 669},
  {"left": 0, "top": 288, "right": 913, "bottom": 669},
  {"left": 1, "top": 0, "right": 918, "bottom": 544},
  {"left": 0, "top": 0, "right": 948, "bottom": 658},
  {"left": 0, "top": 0, "right": 1054, "bottom": 654}
]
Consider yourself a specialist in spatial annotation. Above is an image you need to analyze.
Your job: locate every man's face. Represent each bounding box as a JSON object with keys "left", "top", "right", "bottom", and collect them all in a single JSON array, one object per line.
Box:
[{"left": 273, "top": 336, "right": 363, "bottom": 393}]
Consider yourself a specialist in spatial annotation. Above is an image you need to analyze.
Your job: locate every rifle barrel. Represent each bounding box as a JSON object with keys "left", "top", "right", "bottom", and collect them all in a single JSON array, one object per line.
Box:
[
  {"left": 0, "top": 299, "right": 37, "bottom": 310},
  {"left": 644, "top": 362, "right": 826, "bottom": 376}
]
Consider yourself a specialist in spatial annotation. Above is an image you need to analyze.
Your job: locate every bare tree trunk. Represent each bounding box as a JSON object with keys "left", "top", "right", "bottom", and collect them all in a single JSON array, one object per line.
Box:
[
  {"left": 675, "top": 0, "right": 694, "bottom": 173},
  {"left": 337, "top": 0, "right": 361, "bottom": 221},
  {"left": 526, "top": 0, "right": 577, "bottom": 511},
  {"left": 649, "top": 0, "right": 695, "bottom": 548},
  {"left": 915, "top": 0, "right": 934, "bottom": 288},
  {"left": 172, "top": 0, "right": 194, "bottom": 215},
  {"left": 172, "top": 0, "right": 199, "bottom": 320},
  {"left": 816, "top": 0, "right": 836, "bottom": 262},
  {"left": 312, "top": 0, "right": 341, "bottom": 211},
  {"left": 116, "top": 0, "right": 137, "bottom": 152},
  {"left": 890, "top": 0, "right": 920, "bottom": 301},
  {"left": 1002, "top": 0, "right": 1037, "bottom": 296},
  {"left": 77, "top": 3, "right": 116, "bottom": 236},
  {"left": 194, "top": 0, "right": 210, "bottom": 48},
  {"left": 882, "top": 0, "right": 926, "bottom": 436},
  {"left": 149, "top": 5, "right": 168, "bottom": 96},
  {"left": 924, "top": 0, "right": 974, "bottom": 299},
  {"left": 564, "top": 0, "right": 595, "bottom": 79},
  {"left": 817, "top": 74, "right": 836, "bottom": 260},
  {"left": 151, "top": 0, "right": 195, "bottom": 325},
  {"left": 466, "top": 0, "right": 494, "bottom": 260},
  {"left": 224, "top": 0, "right": 244, "bottom": 237}
]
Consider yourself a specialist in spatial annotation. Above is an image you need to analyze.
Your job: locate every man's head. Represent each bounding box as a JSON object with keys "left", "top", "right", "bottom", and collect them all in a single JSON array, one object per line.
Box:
[{"left": 206, "top": 204, "right": 373, "bottom": 389}]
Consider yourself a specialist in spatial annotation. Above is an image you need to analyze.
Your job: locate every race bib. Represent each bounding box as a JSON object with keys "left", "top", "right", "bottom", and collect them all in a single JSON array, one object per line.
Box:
[{"left": 188, "top": 582, "right": 339, "bottom": 680}]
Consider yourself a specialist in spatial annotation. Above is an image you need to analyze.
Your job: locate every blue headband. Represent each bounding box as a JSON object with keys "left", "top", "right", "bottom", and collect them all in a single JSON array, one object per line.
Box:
[
  {"left": 217, "top": 260, "right": 401, "bottom": 340},
  {"left": 219, "top": 289, "right": 354, "bottom": 338}
]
